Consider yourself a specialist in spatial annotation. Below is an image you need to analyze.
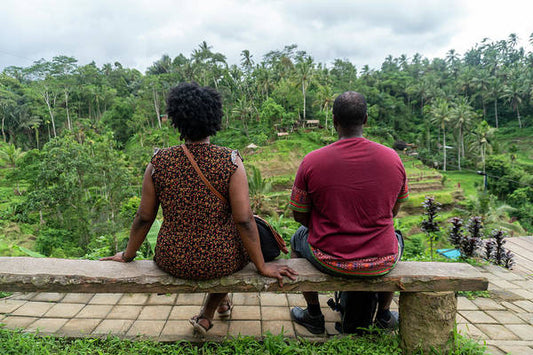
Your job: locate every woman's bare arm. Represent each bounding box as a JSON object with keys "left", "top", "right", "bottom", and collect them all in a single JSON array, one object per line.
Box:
[
  {"left": 229, "top": 157, "right": 297, "bottom": 286},
  {"left": 101, "top": 163, "right": 159, "bottom": 262}
]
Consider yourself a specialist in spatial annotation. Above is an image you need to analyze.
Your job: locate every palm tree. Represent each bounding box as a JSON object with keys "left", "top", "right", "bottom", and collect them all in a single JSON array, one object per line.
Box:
[
  {"left": 247, "top": 165, "right": 272, "bottom": 213},
  {"left": 469, "top": 120, "right": 494, "bottom": 175},
  {"left": 294, "top": 54, "right": 314, "bottom": 121},
  {"left": 445, "top": 49, "right": 460, "bottom": 79},
  {"left": 487, "top": 78, "right": 503, "bottom": 128},
  {"left": 502, "top": 78, "right": 526, "bottom": 128},
  {"left": 0, "top": 86, "right": 18, "bottom": 143},
  {"left": 430, "top": 98, "right": 450, "bottom": 171},
  {"left": 240, "top": 50, "right": 254, "bottom": 73},
  {"left": 0, "top": 143, "right": 24, "bottom": 167},
  {"left": 314, "top": 84, "right": 335, "bottom": 131},
  {"left": 472, "top": 69, "right": 491, "bottom": 117},
  {"left": 450, "top": 98, "right": 477, "bottom": 170},
  {"left": 232, "top": 96, "right": 254, "bottom": 135}
]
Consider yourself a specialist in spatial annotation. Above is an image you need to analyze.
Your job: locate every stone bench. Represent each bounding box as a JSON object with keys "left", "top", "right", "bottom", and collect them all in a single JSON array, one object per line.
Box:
[{"left": 0, "top": 257, "right": 488, "bottom": 353}]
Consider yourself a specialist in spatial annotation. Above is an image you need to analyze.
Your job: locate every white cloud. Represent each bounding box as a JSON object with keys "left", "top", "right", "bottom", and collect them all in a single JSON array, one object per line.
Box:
[{"left": 0, "top": 0, "right": 531, "bottom": 73}]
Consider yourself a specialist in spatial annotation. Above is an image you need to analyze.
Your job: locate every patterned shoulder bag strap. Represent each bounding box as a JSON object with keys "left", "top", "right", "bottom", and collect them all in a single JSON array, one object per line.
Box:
[{"left": 181, "top": 144, "right": 228, "bottom": 205}]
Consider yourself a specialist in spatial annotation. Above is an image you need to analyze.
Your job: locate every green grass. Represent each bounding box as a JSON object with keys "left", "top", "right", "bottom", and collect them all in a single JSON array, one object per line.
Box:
[
  {"left": 0, "top": 327, "right": 487, "bottom": 355},
  {"left": 443, "top": 171, "right": 484, "bottom": 199}
]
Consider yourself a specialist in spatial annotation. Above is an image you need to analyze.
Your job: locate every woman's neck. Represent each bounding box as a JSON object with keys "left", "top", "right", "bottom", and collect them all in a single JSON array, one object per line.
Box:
[{"left": 185, "top": 137, "right": 210, "bottom": 144}]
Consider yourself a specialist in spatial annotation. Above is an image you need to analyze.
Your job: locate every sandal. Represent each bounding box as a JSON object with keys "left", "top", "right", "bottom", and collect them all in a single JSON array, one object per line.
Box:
[
  {"left": 189, "top": 315, "right": 213, "bottom": 336},
  {"left": 216, "top": 296, "right": 233, "bottom": 319}
]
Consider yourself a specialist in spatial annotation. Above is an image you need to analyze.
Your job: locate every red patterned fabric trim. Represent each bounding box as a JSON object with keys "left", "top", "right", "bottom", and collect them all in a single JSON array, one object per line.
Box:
[
  {"left": 397, "top": 181, "right": 409, "bottom": 202},
  {"left": 310, "top": 245, "right": 399, "bottom": 277},
  {"left": 289, "top": 185, "right": 310, "bottom": 212}
]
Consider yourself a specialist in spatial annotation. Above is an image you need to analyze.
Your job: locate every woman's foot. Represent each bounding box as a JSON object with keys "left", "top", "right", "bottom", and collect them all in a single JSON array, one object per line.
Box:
[
  {"left": 189, "top": 315, "right": 213, "bottom": 336},
  {"left": 216, "top": 296, "right": 233, "bottom": 319}
]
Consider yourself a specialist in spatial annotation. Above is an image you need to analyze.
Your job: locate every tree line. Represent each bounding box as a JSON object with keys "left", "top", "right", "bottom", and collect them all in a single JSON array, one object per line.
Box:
[
  {"left": 1, "top": 33, "right": 532, "bottom": 257},
  {"left": 1, "top": 34, "right": 532, "bottom": 153}
]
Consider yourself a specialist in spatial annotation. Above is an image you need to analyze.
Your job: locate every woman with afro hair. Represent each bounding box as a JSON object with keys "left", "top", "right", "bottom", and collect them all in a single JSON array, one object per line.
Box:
[{"left": 102, "top": 82, "right": 297, "bottom": 335}]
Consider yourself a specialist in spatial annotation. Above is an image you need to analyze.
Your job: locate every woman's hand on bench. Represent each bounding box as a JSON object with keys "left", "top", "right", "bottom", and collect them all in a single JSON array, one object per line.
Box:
[{"left": 258, "top": 263, "right": 298, "bottom": 287}]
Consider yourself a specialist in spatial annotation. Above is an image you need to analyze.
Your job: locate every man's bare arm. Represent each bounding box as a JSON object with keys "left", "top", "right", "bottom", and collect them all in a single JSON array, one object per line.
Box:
[
  {"left": 392, "top": 200, "right": 401, "bottom": 217},
  {"left": 293, "top": 211, "right": 310, "bottom": 227}
]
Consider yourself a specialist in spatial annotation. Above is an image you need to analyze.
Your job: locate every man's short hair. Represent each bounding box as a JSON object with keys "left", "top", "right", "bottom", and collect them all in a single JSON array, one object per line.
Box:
[{"left": 332, "top": 91, "right": 367, "bottom": 128}]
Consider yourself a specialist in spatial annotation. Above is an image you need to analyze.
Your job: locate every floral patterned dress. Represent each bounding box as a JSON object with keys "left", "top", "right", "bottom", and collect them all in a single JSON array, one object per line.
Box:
[{"left": 151, "top": 143, "right": 248, "bottom": 280}]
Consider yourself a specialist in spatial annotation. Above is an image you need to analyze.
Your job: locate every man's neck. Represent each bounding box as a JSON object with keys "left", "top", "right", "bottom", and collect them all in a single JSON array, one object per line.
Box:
[{"left": 337, "top": 126, "right": 364, "bottom": 140}]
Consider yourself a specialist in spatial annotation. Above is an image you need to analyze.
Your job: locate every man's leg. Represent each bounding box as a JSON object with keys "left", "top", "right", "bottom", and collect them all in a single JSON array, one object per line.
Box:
[
  {"left": 376, "top": 231, "right": 404, "bottom": 329},
  {"left": 289, "top": 226, "right": 325, "bottom": 334},
  {"left": 378, "top": 292, "right": 394, "bottom": 311},
  {"left": 290, "top": 248, "right": 321, "bottom": 317}
]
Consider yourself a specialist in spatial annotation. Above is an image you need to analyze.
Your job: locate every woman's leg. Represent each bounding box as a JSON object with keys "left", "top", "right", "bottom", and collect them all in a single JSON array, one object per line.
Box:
[
  {"left": 192, "top": 292, "right": 228, "bottom": 331},
  {"left": 201, "top": 292, "right": 228, "bottom": 320}
]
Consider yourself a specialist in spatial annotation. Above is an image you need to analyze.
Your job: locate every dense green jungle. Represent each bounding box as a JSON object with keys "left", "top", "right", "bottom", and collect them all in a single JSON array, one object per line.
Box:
[{"left": 0, "top": 34, "right": 532, "bottom": 263}]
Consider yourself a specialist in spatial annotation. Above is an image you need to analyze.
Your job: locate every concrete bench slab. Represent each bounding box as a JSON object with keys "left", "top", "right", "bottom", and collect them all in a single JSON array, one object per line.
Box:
[{"left": 0, "top": 257, "right": 487, "bottom": 294}]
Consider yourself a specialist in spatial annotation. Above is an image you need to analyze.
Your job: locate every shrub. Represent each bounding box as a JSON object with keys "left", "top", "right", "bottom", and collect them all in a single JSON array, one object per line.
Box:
[
  {"left": 460, "top": 217, "right": 483, "bottom": 258},
  {"left": 421, "top": 196, "right": 441, "bottom": 260}
]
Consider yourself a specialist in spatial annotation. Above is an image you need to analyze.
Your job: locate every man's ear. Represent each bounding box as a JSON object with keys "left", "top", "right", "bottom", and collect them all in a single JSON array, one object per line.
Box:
[{"left": 363, "top": 113, "right": 368, "bottom": 125}]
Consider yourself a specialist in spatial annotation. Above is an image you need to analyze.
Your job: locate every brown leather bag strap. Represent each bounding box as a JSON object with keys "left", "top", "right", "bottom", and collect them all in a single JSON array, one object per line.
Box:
[{"left": 181, "top": 144, "right": 228, "bottom": 205}]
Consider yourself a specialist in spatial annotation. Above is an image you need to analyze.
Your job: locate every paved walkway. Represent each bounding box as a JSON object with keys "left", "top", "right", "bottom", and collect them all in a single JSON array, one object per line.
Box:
[{"left": 1, "top": 236, "right": 532, "bottom": 354}]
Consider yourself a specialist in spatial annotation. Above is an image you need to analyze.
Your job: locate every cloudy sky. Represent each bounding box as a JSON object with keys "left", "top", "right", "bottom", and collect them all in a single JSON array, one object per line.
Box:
[{"left": 1, "top": 0, "right": 532, "bottom": 73}]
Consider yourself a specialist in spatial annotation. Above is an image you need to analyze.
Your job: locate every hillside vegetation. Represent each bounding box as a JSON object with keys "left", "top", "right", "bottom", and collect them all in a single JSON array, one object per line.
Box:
[{"left": 0, "top": 34, "right": 532, "bottom": 260}]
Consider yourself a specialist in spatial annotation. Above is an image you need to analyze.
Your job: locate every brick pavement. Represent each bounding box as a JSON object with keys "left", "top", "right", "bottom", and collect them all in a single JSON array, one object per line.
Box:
[{"left": 1, "top": 236, "right": 532, "bottom": 354}]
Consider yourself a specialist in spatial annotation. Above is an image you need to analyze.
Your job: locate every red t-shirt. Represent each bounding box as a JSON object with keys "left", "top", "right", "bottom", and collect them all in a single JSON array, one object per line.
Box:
[{"left": 289, "top": 138, "right": 408, "bottom": 275}]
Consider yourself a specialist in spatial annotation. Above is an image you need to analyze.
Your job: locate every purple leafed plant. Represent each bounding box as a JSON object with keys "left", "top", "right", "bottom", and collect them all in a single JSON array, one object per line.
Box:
[
  {"left": 484, "top": 239, "right": 495, "bottom": 261},
  {"left": 421, "top": 196, "right": 441, "bottom": 260},
  {"left": 491, "top": 229, "right": 507, "bottom": 265},
  {"left": 448, "top": 217, "right": 464, "bottom": 249},
  {"left": 460, "top": 216, "right": 483, "bottom": 258},
  {"left": 502, "top": 250, "right": 515, "bottom": 269},
  {"left": 488, "top": 229, "right": 514, "bottom": 269}
]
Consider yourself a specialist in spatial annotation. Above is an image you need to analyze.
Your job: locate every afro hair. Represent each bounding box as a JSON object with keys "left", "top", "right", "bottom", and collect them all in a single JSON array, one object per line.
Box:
[{"left": 166, "top": 82, "right": 223, "bottom": 141}]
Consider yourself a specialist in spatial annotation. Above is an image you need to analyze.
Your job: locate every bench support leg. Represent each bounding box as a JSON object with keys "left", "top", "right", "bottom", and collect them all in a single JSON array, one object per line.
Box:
[{"left": 399, "top": 291, "right": 456, "bottom": 354}]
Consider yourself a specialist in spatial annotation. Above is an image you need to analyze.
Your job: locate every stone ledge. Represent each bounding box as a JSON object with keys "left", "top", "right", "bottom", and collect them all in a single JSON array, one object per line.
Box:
[{"left": 0, "top": 257, "right": 488, "bottom": 293}]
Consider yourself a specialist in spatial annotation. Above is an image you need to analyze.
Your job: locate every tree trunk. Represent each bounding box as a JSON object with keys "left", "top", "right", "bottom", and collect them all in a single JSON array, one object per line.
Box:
[
  {"left": 516, "top": 105, "right": 522, "bottom": 129},
  {"left": 457, "top": 131, "right": 461, "bottom": 171},
  {"left": 34, "top": 127, "right": 40, "bottom": 149},
  {"left": 302, "top": 79, "right": 306, "bottom": 120},
  {"left": 43, "top": 91, "right": 57, "bottom": 138},
  {"left": 481, "top": 145, "right": 486, "bottom": 174},
  {"left": 443, "top": 130, "right": 447, "bottom": 171},
  {"left": 1, "top": 115, "right": 5, "bottom": 143},
  {"left": 153, "top": 87, "right": 162, "bottom": 129},
  {"left": 494, "top": 99, "right": 499, "bottom": 128},
  {"left": 64, "top": 89, "right": 71, "bottom": 130}
]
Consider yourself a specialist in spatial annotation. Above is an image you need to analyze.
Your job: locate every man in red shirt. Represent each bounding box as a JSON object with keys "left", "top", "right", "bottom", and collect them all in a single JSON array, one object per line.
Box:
[{"left": 288, "top": 91, "right": 408, "bottom": 334}]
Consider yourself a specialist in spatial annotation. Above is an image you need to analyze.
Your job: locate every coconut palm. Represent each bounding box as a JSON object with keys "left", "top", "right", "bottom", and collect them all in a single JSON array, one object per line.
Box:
[
  {"left": 469, "top": 120, "right": 494, "bottom": 175},
  {"left": 293, "top": 53, "right": 314, "bottom": 121},
  {"left": 314, "top": 83, "right": 335, "bottom": 131},
  {"left": 487, "top": 78, "right": 503, "bottom": 128},
  {"left": 450, "top": 98, "right": 477, "bottom": 170},
  {"left": 502, "top": 77, "right": 526, "bottom": 128},
  {"left": 429, "top": 98, "right": 451, "bottom": 171}
]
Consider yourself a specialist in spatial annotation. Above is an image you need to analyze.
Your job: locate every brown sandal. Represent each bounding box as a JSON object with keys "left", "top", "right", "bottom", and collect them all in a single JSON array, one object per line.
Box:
[
  {"left": 217, "top": 296, "right": 233, "bottom": 319},
  {"left": 189, "top": 315, "right": 213, "bottom": 335}
]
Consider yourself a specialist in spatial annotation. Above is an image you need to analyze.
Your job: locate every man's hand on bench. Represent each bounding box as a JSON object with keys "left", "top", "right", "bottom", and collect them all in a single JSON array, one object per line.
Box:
[{"left": 258, "top": 263, "right": 298, "bottom": 287}]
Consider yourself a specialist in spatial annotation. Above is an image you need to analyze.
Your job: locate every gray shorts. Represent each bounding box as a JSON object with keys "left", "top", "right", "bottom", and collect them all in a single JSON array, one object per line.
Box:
[{"left": 290, "top": 226, "right": 404, "bottom": 277}]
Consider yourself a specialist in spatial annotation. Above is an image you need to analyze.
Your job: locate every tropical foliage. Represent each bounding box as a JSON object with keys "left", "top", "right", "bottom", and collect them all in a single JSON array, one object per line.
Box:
[{"left": 1, "top": 33, "right": 532, "bottom": 258}]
